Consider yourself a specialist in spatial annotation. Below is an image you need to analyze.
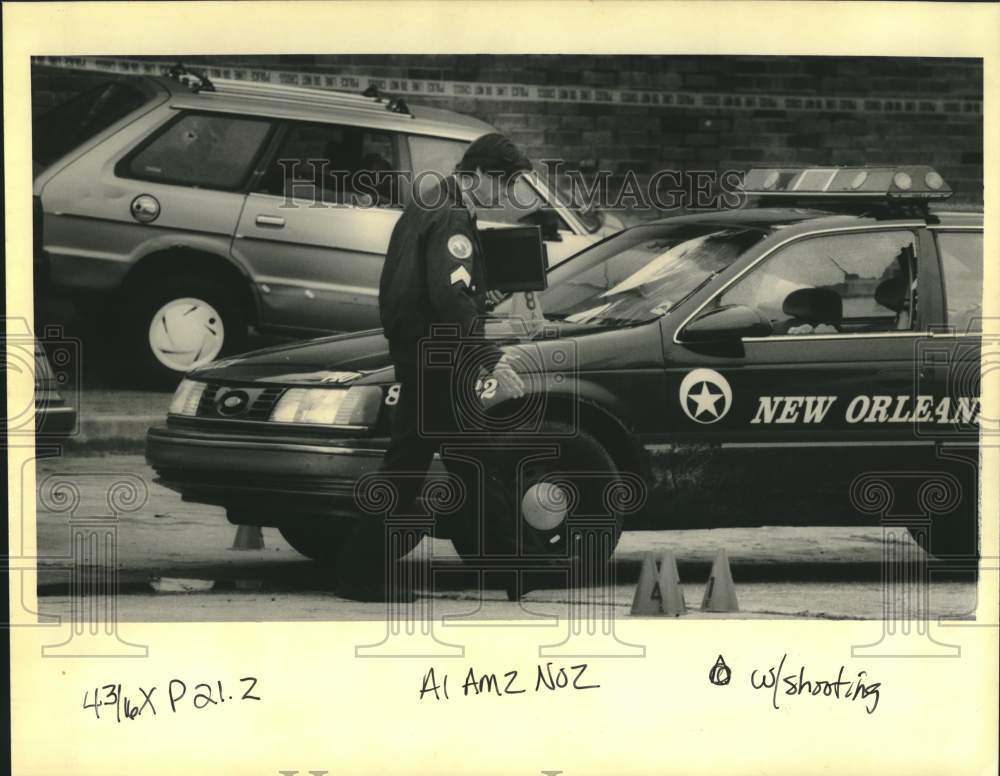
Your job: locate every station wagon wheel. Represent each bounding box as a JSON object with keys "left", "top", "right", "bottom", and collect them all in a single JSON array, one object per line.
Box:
[
  {"left": 125, "top": 273, "right": 247, "bottom": 388},
  {"left": 149, "top": 297, "right": 225, "bottom": 372},
  {"left": 447, "top": 421, "right": 626, "bottom": 587}
]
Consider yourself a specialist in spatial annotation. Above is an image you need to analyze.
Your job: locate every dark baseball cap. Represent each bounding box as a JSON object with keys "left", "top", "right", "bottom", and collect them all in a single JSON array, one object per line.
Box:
[{"left": 456, "top": 133, "right": 533, "bottom": 177}]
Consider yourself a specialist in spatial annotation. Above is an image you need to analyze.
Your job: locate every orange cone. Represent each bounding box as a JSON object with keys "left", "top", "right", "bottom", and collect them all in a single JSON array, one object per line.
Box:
[
  {"left": 231, "top": 525, "right": 264, "bottom": 550},
  {"left": 701, "top": 549, "right": 739, "bottom": 612},
  {"left": 630, "top": 553, "right": 664, "bottom": 615},
  {"left": 657, "top": 550, "right": 687, "bottom": 616}
]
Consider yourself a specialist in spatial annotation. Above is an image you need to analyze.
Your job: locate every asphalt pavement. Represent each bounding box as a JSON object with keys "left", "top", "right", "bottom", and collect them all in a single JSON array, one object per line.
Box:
[{"left": 31, "top": 454, "right": 979, "bottom": 623}]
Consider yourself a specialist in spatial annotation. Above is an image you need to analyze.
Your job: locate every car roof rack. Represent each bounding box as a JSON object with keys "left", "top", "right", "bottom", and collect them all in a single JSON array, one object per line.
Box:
[
  {"left": 204, "top": 77, "right": 414, "bottom": 117},
  {"left": 166, "top": 63, "right": 215, "bottom": 93}
]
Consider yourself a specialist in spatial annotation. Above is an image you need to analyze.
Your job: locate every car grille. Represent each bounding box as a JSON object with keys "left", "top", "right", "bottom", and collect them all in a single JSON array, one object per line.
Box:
[{"left": 196, "top": 383, "right": 284, "bottom": 421}]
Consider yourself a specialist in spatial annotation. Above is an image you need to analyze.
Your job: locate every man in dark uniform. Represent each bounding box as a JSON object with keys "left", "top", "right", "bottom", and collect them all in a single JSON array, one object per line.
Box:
[{"left": 335, "top": 133, "right": 530, "bottom": 600}]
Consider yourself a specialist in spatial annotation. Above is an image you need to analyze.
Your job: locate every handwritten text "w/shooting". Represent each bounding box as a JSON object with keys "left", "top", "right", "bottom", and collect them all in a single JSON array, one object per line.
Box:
[{"left": 750, "top": 655, "right": 880, "bottom": 714}]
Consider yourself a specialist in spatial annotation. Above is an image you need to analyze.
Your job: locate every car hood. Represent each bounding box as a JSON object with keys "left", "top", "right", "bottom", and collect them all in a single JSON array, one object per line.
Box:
[
  {"left": 190, "top": 317, "right": 664, "bottom": 386},
  {"left": 190, "top": 329, "right": 395, "bottom": 384}
]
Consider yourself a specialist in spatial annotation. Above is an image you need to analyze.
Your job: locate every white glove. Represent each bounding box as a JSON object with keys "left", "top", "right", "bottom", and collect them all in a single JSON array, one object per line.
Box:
[
  {"left": 484, "top": 290, "right": 507, "bottom": 310},
  {"left": 491, "top": 354, "right": 525, "bottom": 399}
]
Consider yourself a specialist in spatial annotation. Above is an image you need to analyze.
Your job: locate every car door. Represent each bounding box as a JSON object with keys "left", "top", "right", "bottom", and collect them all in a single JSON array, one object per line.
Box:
[
  {"left": 923, "top": 227, "right": 983, "bottom": 442},
  {"left": 666, "top": 225, "right": 936, "bottom": 444},
  {"left": 916, "top": 226, "right": 982, "bottom": 554},
  {"left": 232, "top": 121, "right": 404, "bottom": 334}
]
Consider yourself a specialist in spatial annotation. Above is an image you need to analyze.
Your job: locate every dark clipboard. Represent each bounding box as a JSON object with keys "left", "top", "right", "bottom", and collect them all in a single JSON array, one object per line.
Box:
[{"left": 477, "top": 225, "right": 548, "bottom": 292}]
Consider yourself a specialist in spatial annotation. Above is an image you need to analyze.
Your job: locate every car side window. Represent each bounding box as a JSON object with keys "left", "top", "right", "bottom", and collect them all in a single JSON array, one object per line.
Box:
[
  {"left": 936, "top": 231, "right": 982, "bottom": 334},
  {"left": 717, "top": 230, "right": 919, "bottom": 336},
  {"left": 407, "top": 135, "right": 467, "bottom": 197},
  {"left": 258, "top": 122, "right": 401, "bottom": 207},
  {"left": 124, "top": 113, "right": 273, "bottom": 190}
]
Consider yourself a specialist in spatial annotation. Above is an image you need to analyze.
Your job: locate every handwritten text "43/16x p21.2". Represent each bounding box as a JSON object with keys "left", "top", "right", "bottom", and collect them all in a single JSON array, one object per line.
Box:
[{"left": 82, "top": 676, "right": 261, "bottom": 721}]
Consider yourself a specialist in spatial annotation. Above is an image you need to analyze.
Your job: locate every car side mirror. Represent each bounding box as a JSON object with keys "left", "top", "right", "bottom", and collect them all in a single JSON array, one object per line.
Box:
[{"left": 680, "top": 304, "right": 772, "bottom": 342}]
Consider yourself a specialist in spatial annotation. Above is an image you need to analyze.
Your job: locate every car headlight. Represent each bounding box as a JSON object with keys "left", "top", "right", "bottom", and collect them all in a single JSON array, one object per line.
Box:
[
  {"left": 270, "top": 386, "right": 383, "bottom": 427},
  {"left": 169, "top": 379, "right": 207, "bottom": 416}
]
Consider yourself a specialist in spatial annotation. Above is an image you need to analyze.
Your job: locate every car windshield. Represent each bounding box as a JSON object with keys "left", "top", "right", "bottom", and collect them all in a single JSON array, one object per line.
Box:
[
  {"left": 33, "top": 79, "right": 152, "bottom": 169},
  {"left": 539, "top": 222, "right": 770, "bottom": 325}
]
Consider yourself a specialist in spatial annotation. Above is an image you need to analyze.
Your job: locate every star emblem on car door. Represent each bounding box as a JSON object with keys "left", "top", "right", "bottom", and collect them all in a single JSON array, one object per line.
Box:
[
  {"left": 689, "top": 381, "right": 724, "bottom": 419},
  {"left": 679, "top": 368, "right": 733, "bottom": 424}
]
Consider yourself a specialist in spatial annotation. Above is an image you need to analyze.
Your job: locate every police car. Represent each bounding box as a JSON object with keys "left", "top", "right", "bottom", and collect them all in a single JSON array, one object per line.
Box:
[{"left": 146, "top": 166, "right": 982, "bottom": 567}]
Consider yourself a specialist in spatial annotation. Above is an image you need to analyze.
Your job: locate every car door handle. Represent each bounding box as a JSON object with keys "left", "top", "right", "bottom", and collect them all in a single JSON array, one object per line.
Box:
[{"left": 255, "top": 215, "right": 285, "bottom": 228}]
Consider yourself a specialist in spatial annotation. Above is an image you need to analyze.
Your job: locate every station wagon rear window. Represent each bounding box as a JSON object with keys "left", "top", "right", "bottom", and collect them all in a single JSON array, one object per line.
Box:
[
  {"left": 33, "top": 79, "right": 152, "bottom": 168},
  {"left": 123, "top": 113, "right": 273, "bottom": 190}
]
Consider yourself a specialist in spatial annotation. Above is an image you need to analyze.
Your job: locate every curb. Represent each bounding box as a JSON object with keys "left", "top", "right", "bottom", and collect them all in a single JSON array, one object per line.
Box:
[
  {"left": 36, "top": 557, "right": 929, "bottom": 597},
  {"left": 62, "top": 414, "right": 159, "bottom": 454}
]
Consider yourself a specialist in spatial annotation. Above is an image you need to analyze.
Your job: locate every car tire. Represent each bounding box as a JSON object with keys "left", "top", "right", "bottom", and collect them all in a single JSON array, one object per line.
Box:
[
  {"left": 907, "top": 517, "right": 979, "bottom": 562},
  {"left": 905, "top": 449, "right": 979, "bottom": 564},
  {"left": 279, "top": 518, "right": 358, "bottom": 564},
  {"left": 446, "top": 421, "right": 627, "bottom": 584},
  {"left": 124, "top": 273, "right": 247, "bottom": 388}
]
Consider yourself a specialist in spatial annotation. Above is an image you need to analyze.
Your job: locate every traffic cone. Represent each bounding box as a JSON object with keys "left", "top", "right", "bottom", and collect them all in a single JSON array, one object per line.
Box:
[
  {"left": 630, "top": 553, "right": 664, "bottom": 615},
  {"left": 657, "top": 550, "right": 687, "bottom": 616},
  {"left": 701, "top": 549, "right": 739, "bottom": 612},
  {"left": 231, "top": 525, "right": 264, "bottom": 550}
]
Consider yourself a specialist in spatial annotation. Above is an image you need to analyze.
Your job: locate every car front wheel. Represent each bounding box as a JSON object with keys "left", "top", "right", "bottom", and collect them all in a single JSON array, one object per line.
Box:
[
  {"left": 446, "top": 421, "right": 628, "bottom": 585},
  {"left": 278, "top": 518, "right": 359, "bottom": 564}
]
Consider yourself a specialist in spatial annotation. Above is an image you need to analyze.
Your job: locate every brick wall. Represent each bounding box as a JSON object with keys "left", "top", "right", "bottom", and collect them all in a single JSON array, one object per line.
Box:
[{"left": 32, "top": 55, "right": 983, "bottom": 204}]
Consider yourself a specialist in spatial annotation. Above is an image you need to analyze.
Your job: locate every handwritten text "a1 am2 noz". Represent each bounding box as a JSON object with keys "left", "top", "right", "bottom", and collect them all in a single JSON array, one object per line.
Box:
[
  {"left": 420, "top": 663, "right": 598, "bottom": 701},
  {"left": 82, "top": 677, "right": 260, "bottom": 722}
]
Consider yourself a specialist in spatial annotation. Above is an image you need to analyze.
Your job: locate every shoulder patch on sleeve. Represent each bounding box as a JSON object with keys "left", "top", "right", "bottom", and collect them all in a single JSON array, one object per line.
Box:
[{"left": 447, "top": 234, "right": 474, "bottom": 260}]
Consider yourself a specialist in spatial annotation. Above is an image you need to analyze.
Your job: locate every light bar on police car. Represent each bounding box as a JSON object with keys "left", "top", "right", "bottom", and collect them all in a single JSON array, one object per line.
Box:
[{"left": 741, "top": 166, "right": 953, "bottom": 200}]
